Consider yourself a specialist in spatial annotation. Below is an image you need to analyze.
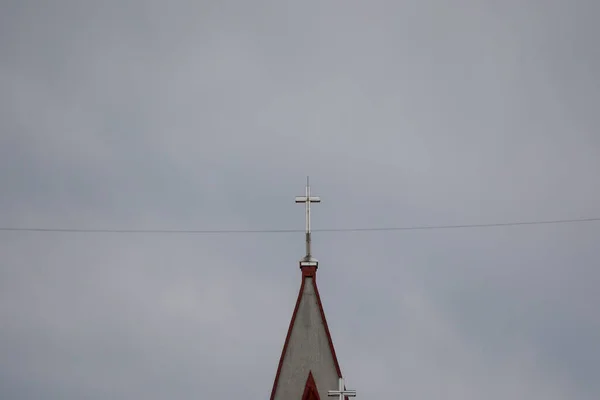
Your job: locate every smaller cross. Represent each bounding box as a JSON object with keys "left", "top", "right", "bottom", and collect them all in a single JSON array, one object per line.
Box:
[{"left": 328, "top": 377, "right": 356, "bottom": 400}]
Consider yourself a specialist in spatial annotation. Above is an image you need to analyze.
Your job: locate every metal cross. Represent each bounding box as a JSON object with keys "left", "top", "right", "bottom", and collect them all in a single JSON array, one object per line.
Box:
[
  {"left": 295, "top": 176, "right": 321, "bottom": 261},
  {"left": 328, "top": 377, "right": 356, "bottom": 400}
]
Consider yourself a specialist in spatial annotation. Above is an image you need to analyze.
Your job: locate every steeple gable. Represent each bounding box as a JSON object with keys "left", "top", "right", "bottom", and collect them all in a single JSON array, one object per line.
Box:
[{"left": 301, "top": 372, "right": 321, "bottom": 400}]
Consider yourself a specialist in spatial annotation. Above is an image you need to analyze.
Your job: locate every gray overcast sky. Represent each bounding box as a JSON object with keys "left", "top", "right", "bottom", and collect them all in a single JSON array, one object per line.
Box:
[{"left": 1, "top": 1, "right": 599, "bottom": 399}]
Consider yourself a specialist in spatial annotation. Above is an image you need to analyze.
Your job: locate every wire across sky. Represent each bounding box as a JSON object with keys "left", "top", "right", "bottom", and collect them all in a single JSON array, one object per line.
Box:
[{"left": 0, "top": 217, "right": 598, "bottom": 234}]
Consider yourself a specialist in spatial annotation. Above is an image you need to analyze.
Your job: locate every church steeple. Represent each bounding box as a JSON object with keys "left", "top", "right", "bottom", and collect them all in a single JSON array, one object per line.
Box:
[{"left": 269, "top": 181, "right": 356, "bottom": 400}]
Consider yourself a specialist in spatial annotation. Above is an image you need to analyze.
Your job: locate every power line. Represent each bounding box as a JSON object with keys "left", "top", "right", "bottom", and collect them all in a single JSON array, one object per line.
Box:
[{"left": 0, "top": 217, "right": 598, "bottom": 234}]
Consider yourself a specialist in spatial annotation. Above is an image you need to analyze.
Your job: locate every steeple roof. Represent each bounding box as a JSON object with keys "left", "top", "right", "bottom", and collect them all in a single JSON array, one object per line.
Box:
[{"left": 269, "top": 265, "right": 344, "bottom": 400}]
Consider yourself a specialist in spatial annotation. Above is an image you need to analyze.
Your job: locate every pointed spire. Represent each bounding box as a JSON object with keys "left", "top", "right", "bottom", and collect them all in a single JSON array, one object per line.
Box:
[
  {"left": 270, "top": 271, "right": 344, "bottom": 400},
  {"left": 270, "top": 179, "right": 347, "bottom": 400}
]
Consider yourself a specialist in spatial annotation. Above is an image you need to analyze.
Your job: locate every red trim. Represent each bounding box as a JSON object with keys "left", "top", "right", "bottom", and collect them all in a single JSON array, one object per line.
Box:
[
  {"left": 301, "top": 371, "right": 321, "bottom": 400},
  {"left": 269, "top": 275, "right": 306, "bottom": 400},
  {"left": 302, "top": 265, "right": 317, "bottom": 277},
  {"left": 270, "top": 268, "right": 344, "bottom": 400}
]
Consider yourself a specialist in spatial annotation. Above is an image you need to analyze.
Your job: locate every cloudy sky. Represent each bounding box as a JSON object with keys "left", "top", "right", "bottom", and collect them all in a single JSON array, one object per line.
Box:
[{"left": 1, "top": 1, "right": 599, "bottom": 399}]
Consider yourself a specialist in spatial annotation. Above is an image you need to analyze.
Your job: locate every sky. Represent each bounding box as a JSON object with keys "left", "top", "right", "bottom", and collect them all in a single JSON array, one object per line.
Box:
[{"left": 1, "top": 0, "right": 599, "bottom": 399}]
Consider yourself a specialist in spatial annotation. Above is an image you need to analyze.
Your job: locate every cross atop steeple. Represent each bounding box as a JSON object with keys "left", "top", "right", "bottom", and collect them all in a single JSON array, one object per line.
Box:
[
  {"left": 270, "top": 177, "right": 351, "bottom": 400},
  {"left": 295, "top": 177, "right": 321, "bottom": 266}
]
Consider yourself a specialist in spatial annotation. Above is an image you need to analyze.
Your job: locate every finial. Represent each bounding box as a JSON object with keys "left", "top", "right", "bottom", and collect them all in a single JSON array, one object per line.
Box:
[{"left": 295, "top": 176, "right": 321, "bottom": 268}]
